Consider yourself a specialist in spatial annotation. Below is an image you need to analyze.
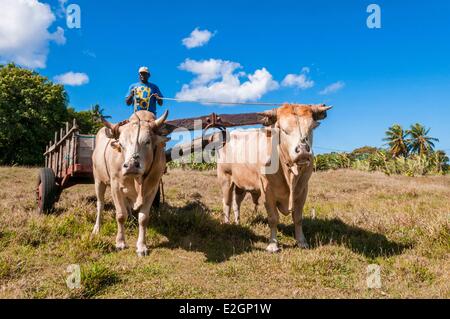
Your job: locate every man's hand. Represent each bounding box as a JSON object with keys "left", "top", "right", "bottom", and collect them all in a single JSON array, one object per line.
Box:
[
  {"left": 125, "top": 89, "right": 134, "bottom": 106},
  {"left": 152, "top": 93, "right": 164, "bottom": 106}
]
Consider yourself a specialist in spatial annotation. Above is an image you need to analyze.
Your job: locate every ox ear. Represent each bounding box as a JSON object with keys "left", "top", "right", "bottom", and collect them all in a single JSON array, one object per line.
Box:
[
  {"left": 258, "top": 109, "right": 277, "bottom": 126},
  {"left": 100, "top": 117, "right": 128, "bottom": 139},
  {"left": 110, "top": 140, "right": 122, "bottom": 152},
  {"left": 157, "top": 123, "right": 178, "bottom": 136},
  {"left": 153, "top": 135, "right": 170, "bottom": 147},
  {"left": 311, "top": 105, "right": 332, "bottom": 121},
  {"left": 104, "top": 128, "right": 115, "bottom": 139}
]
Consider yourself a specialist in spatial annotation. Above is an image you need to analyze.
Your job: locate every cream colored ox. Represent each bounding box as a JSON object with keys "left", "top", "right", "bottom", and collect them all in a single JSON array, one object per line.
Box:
[
  {"left": 91, "top": 110, "right": 169, "bottom": 257},
  {"left": 216, "top": 104, "right": 331, "bottom": 252}
]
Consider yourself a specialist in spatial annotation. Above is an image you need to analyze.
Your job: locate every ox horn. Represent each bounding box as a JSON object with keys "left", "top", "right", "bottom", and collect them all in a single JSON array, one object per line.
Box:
[
  {"left": 154, "top": 110, "right": 169, "bottom": 128},
  {"left": 100, "top": 116, "right": 114, "bottom": 130},
  {"left": 311, "top": 104, "right": 332, "bottom": 121}
]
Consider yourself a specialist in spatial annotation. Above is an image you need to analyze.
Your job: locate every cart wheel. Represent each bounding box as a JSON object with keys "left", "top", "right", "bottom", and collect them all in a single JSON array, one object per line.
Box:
[{"left": 36, "top": 168, "right": 57, "bottom": 213}]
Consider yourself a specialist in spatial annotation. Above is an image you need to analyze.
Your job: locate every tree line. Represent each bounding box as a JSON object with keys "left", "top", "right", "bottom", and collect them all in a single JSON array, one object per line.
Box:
[
  {"left": 0, "top": 64, "right": 107, "bottom": 165},
  {"left": 314, "top": 125, "right": 448, "bottom": 176}
]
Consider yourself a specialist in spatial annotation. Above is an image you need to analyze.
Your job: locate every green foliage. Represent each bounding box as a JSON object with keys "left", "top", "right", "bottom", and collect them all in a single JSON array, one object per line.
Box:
[
  {"left": 316, "top": 149, "right": 449, "bottom": 176},
  {"left": 0, "top": 64, "right": 107, "bottom": 165},
  {"left": 314, "top": 153, "right": 352, "bottom": 171},
  {"left": 384, "top": 123, "right": 439, "bottom": 158},
  {"left": 169, "top": 144, "right": 448, "bottom": 177},
  {"left": 383, "top": 124, "right": 409, "bottom": 157},
  {"left": 406, "top": 123, "right": 439, "bottom": 156},
  {"left": 67, "top": 104, "right": 106, "bottom": 135},
  {"left": 0, "top": 63, "right": 68, "bottom": 165},
  {"left": 168, "top": 152, "right": 217, "bottom": 170},
  {"left": 350, "top": 146, "right": 379, "bottom": 160}
]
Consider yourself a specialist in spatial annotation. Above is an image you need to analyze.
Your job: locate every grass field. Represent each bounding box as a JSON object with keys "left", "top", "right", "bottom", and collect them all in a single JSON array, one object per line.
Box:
[{"left": 0, "top": 166, "right": 449, "bottom": 298}]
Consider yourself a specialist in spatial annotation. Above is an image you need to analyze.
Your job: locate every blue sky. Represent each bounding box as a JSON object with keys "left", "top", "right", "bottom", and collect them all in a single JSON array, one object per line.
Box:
[{"left": 2, "top": 0, "right": 450, "bottom": 153}]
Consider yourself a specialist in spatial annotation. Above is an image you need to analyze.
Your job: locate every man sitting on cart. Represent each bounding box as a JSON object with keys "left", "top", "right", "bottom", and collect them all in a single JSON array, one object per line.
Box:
[{"left": 125, "top": 66, "right": 163, "bottom": 114}]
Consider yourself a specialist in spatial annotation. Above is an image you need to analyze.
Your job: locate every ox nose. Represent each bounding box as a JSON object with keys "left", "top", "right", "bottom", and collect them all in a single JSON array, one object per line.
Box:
[
  {"left": 295, "top": 141, "right": 310, "bottom": 153},
  {"left": 123, "top": 161, "right": 141, "bottom": 169},
  {"left": 123, "top": 153, "right": 141, "bottom": 170}
]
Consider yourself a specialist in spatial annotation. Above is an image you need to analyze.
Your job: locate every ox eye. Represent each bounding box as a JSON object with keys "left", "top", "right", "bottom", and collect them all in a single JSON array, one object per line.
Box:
[{"left": 145, "top": 140, "right": 151, "bottom": 145}]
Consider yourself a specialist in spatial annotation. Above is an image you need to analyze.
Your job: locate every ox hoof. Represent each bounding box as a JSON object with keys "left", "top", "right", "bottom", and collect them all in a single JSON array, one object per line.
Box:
[
  {"left": 115, "top": 242, "right": 128, "bottom": 251},
  {"left": 297, "top": 240, "right": 309, "bottom": 249},
  {"left": 91, "top": 226, "right": 100, "bottom": 236},
  {"left": 266, "top": 242, "right": 280, "bottom": 253},
  {"left": 136, "top": 247, "right": 149, "bottom": 257}
]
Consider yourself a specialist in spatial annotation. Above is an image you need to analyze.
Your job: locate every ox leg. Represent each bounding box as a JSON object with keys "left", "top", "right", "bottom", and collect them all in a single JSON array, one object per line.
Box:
[
  {"left": 250, "top": 190, "right": 260, "bottom": 215},
  {"left": 136, "top": 208, "right": 150, "bottom": 257},
  {"left": 265, "top": 200, "right": 280, "bottom": 253},
  {"left": 232, "top": 187, "right": 245, "bottom": 224},
  {"left": 220, "top": 178, "right": 234, "bottom": 224},
  {"left": 111, "top": 183, "right": 128, "bottom": 250},
  {"left": 293, "top": 187, "right": 309, "bottom": 249},
  {"left": 136, "top": 187, "right": 158, "bottom": 257},
  {"left": 92, "top": 181, "right": 106, "bottom": 236}
]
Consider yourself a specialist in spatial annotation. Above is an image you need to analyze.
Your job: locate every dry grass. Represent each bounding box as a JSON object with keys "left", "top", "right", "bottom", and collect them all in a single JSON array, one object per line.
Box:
[{"left": 0, "top": 166, "right": 449, "bottom": 298}]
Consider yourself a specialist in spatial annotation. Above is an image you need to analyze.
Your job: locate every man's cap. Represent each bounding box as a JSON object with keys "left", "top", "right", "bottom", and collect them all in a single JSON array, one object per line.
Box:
[{"left": 138, "top": 66, "right": 150, "bottom": 74}]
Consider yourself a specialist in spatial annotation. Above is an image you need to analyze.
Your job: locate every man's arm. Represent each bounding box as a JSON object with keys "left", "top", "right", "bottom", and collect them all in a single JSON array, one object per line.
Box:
[
  {"left": 125, "top": 87, "right": 134, "bottom": 106},
  {"left": 157, "top": 96, "right": 163, "bottom": 106},
  {"left": 155, "top": 86, "right": 163, "bottom": 106}
]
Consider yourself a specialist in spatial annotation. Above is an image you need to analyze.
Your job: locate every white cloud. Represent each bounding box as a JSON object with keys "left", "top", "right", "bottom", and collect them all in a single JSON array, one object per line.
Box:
[
  {"left": 319, "top": 81, "right": 345, "bottom": 95},
  {"left": 179, "top": 58, "right": 241, "bottom": 85},
  {"left": 176, "top": 58, "right": 279, "bottom": 103},
  {"left": 0, "top": 0, "right": 66, "bottom": 68},
  {"left": 281, "top": 67, "right": 314, "bottom": 89},
  {"left": 54, "top": 72, "right": 89, "bottom": 86},
  {"left": 182, "top": 28, "right": 215, "bottom": 49}
]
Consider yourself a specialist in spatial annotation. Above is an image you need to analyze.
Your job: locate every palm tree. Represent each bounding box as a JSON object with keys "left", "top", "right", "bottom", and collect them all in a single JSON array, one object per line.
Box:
[
  {"left": 406, "top": 123, "right": 439, "bottom": 156},
  {"left": 91, "top": 104, "right": 111, "bottom": 119},
  {"left": 383, "top": 124, "right": 408, "bottom": 157},
  {"left": 430, "top": 150, "right": 449, "bottom": 173}
]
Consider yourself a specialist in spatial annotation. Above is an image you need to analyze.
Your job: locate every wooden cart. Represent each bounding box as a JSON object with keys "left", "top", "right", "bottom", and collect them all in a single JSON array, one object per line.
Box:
[
  {"left": 36, "top": 112, "right": 262, "bottom": 213},
  {"left": 36, "top": 119, "right": 95, "bottom": 213}
]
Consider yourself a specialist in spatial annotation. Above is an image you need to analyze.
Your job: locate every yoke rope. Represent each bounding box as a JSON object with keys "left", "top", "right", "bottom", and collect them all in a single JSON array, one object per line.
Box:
[{"left": 158, "top": 96, "right": 284, "bottom": 106}]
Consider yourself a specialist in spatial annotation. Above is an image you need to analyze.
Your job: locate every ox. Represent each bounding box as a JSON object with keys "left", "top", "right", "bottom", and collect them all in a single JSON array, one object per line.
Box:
[
  {"left": 91, "top": 110, "right": 169, "bottom": 256},
  {"left": 216, "top": 104, "right": 331, "bottom": 252}
]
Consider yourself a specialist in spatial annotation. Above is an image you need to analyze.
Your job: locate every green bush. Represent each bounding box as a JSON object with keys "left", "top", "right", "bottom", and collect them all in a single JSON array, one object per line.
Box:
[
  {"left": 168, "top": 152, "right": 217, "bottom": 171},
  {"left": 0, "top": 64, "right": 67, "bottom": 165},
  {"left": 167, "top": 145, "right": 448, "bottom": 177},
  {"left": 315, "top": 150, "right": 448, "bottom": 176},
  {"left": 0, "top": 64, "right": 107, "bottom": 165}
]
